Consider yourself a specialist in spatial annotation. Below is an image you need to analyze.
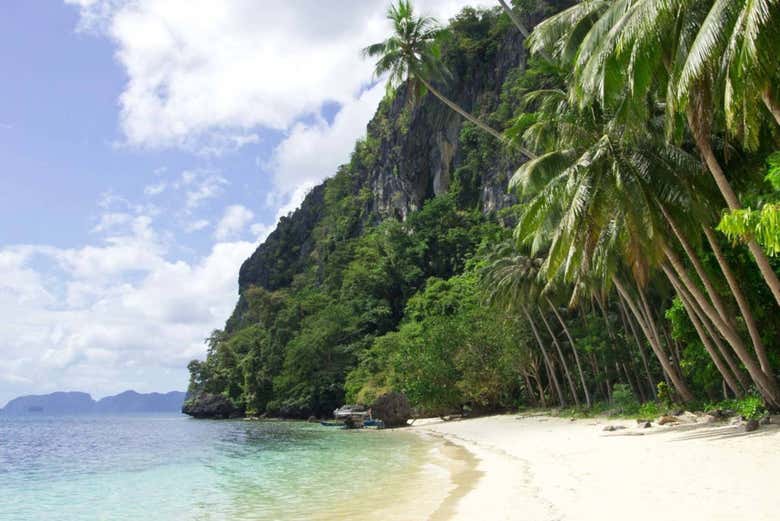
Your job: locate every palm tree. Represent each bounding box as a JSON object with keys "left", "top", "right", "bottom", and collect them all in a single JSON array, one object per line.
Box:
[
  {"left": 676, "top": 0, "right": 780, "bottom": 145},
  {"left": 527, "top": 0, "right": 780, "bottom": 306},
  {"left": 496, "top": 0, "right": 554, "bottom": 63},
  {"left": 364, "top": 0, "right": 536, "bottom": 159},
  {"left": 481, "top": 245, "right": 569, "bottom": 407},
  {"left": 509, "top": 82, "right": 780, "bottom": 405}
]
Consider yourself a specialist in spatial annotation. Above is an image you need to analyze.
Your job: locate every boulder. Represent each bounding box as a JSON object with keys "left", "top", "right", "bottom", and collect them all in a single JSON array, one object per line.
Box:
[
  {"left": 744, "top": 419, "right": 760, "bottom": 432},
  {"left": 641, "top": 421, "right": 652, "bottom": 428},
  {"left": 658, "top": 415, "right": 680, "bottom": 425},
  {"left": 677, "top": 411, "right": 699, "bottom": 423},
  {"left": 182, "top": 393, "right": 243, "bottom": 419},
  {"left": 370, "top": 392, "right": 412, "bottom": 428}
]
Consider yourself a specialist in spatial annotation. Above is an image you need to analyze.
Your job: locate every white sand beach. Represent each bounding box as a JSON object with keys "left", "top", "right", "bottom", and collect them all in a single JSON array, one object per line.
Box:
[{"left": 414, "top": 414, "right": 780, "bottom": 521}]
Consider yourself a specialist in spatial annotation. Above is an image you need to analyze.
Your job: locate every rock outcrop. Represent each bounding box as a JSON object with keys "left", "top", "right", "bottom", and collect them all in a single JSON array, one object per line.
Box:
[
  {"left": 371, "top": 392, "right": 412, "bottom": 428},
  {"left": 182, "top": 393, "right": 243, "bottom": 419}
]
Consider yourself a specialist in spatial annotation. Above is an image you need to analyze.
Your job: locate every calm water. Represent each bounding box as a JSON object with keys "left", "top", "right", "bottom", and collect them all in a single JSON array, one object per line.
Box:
[{"left": 0, "top": 415, "right": 451, "bottom": 521}]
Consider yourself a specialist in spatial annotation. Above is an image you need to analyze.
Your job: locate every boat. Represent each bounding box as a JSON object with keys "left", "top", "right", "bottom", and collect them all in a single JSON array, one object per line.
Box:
[{"left": 318, "top": 405, "right": 385, "bottom": 429}]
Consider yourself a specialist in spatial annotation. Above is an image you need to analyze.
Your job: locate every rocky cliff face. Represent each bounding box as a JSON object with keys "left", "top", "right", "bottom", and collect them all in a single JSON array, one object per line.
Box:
[{"left": 236, "top": 9, "right": 529, "bottom": 301}]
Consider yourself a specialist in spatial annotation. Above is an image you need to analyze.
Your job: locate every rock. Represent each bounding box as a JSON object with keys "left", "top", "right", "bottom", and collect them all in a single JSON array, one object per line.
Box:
[
  {"left": 641, "top": 421, "right": 652, "bottom": 428},
  {"left": 730, "top": 416, "right": 743, "bottom": 426},
  {"left": 678, "top": 411, "right": 699, "bottom": 423},
  {"left": 658, "top": 415, "right": 680, "bottom": 425},
  {"left": 744, "top": 419, "right": 759, "bottom": 432},
  {"left": 706, "top": 409, "right": 731, "bottom": 420},
  {"left": 603, "top": 425, "right": 627, "bottom": 432},
  {"left": 701, "top": 414, "right": 719, "bottom": 424},
  {"left": 370, "top": 392, "right": 412, "bottom": 428},
  {"left": 182, "top": 393, "right": 243, "bottom": 419},
  {"left": 759, "top": 414, "right": 772, "bottom": 425},
  {"left": 636, "top": 418, "right": 651, "bottom": 425},
  {"left": 672, "top": 409, "right": 684, "bottom": 416}
]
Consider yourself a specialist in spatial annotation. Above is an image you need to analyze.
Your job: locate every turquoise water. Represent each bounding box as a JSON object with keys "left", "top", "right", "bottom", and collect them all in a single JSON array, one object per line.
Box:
[{"left": 0, "top": 415, "right": 450, "bottom": 520}]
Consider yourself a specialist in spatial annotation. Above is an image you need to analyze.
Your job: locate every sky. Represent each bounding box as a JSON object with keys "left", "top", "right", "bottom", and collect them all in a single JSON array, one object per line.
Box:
[{"left": 0, "top": 0, "right": 494, "bottom": 406}]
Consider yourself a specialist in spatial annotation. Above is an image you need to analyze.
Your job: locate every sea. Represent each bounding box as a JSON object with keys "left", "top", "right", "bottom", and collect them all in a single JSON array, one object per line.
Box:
[{"left": 0, "top": 414, "right": 459, "bottom": 521}]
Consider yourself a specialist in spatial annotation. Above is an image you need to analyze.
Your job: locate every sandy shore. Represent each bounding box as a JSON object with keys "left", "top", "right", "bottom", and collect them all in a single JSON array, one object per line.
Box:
[{"left": 413, "top": 413, "right": 780, "bottom": 520}]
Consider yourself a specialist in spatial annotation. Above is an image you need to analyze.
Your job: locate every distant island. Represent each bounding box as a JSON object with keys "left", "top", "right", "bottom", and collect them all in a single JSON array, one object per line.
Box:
[{"left": 1, "top": 390, "right": 186, "bottom": 415}]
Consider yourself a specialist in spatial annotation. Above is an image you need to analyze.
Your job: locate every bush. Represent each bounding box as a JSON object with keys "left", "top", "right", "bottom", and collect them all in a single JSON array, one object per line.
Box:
[
  {"left": 611, "top": 383, "right": 639, "bottom": 414},
  {"left": 706, "top": 395, "right": 766, "bottom": 420}
]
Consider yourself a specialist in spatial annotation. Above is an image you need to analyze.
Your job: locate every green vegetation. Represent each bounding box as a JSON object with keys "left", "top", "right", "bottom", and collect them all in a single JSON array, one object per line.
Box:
[{"left": 185, "top": 1, "right": 780, "bottom": 420}]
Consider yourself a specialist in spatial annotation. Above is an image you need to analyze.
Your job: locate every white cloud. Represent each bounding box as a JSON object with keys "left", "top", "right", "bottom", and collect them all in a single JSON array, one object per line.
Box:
[
  {"left": 91, "top": 212, "right": 133, "bottom": 233},
  {"left": 0, "top": 224, "right": 257, "bottom": 404},
  {"left": 66, "top": 0, "right": 494, "bottom": 151},
  {"left": 184, "top": 219, "right": 210, "bottom": 233},
  {"left": 215, "top": 204, "right": 254, "bottom": 240},
  {"left": 174, "top": 170, "right": 228, "bottom": 209},
  {"left": 250, "top": 222, "right": 274, "bottom": 242},
  {"left": 144, "top": 181, "right": 167, "bottom": 196},
  {"left": 269, "top": 81, "right": 386, "bottom": 196}
]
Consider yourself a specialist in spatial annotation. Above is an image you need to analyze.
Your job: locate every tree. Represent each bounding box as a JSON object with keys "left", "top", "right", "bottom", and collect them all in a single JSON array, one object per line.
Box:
[
  {"left": 528, "top": 0, "right": 780, "bottom": 305},
  {"left": 364, "top": 0, "right": 536, "bottom": 159}
]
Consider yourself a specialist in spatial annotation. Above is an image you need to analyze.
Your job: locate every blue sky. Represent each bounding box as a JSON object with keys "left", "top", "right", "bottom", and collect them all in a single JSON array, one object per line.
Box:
[{"left": 0, "top": 0, "right": 492, "bottom": 406}]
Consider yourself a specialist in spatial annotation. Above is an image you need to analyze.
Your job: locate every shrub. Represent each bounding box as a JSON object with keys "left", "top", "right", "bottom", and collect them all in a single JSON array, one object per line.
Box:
[{"left": 611, "top": 383, "right": 639, "bottom": 414}]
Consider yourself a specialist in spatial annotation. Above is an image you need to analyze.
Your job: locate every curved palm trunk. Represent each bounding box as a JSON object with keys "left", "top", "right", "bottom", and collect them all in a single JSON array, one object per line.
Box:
[
  {"left": 613, "top": 278, "right": 695, "bottom": 402},
  {"left": 691, "top": 128, "right": 780, "bottom": 306},
  {"left": 497, "top": 0, "right": 531, "bottom": 37},
  {"left": 418, "top": 77, "right": 537, "bottom": 160},
  {"left": 664, "top": 266, "right": 744, "bottom": 397},
  {"left": 617, "top": 293, "right": 657, "bottom": 398},
  {"left": 664, "top": 265, "right": 749, "bottom": 388},
  {"left": 546, "top": 297, "right": 591, "bottom": 408},
  {"left": 703, "top": 226, "right": 772, "bottom": 375},
  {"left": 664, "top": 264, "right": 751, "bottom": 391},
  {"left": 664, "top": 245, "right": 780, "bottom": 407},
  {"left": 762, "top": 86, "right": 780, "bottom": 126},
  {"left": 660, "top": 208, "right": 734, "bottom": 325},
  {"left": 538, "top": 307, "right": 580, "bottom": 407},
  {"left": 521, "top": 304, "right": 566, "bottom": 407}
]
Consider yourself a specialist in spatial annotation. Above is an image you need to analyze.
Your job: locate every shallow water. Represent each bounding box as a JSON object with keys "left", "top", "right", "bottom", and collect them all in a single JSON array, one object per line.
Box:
[{"left": 0, "top": 414, "right": 455, "bottom": 520}]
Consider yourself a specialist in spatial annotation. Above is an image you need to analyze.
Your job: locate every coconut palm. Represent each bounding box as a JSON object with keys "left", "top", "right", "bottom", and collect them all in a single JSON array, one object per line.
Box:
[
  {"left": 480, "top": 244, "right": 570, "bottom": 406},
  {"left": 527, "top": 0, "right": 780, "bottom": 306},
  {"left": 509, "top": 83, "right": 780, "bottom": 406},
  {"left": 496, "top": 0, "right": 553, "bottom": 62},
  {"left": 364, "top": 0, "right": 536, "bottom": 159}
]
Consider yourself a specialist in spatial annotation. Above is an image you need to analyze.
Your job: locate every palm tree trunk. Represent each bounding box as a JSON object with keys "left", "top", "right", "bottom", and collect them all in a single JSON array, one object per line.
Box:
[
  {"left": 664, "top": 266, "right": 744, "bottom": 397},
  {"left": 546, "top": 297, "right": 591, "bottom": 408},
  {"left": 496, "top": 0, "right": 554, "bottom": 62},
  {"left": 522, "top": 304, "right": 566, "bottom": 406},
  {"left": 613, "top": 277, "right": 695, "bottom": 402},
  {"left": 531, "top": 360, "right": 547, "bottom": 408},
  {"left": 617, "top": 293, "right": 656, "bottom": 398},
  {"left": 660, "top": 207, "right": 734, "bottom": 326},
  {"left": 538, "top": 307, "right": 580, "bottom": 406},
  {"left": 522, "top": 372, "right": 537, "bottom": 406},
  {"left": 663, "top": 264, "right": 751, "bottom": 391},
  {"left": 762, "top": 86, "right": 780, "bottom": 126},
  {"left": 418, "top": 77, "right": 537, "bottom": 160},
  {"left": 692, "top": 130, "right": 780, "bottom": 306},
  {"left": 664, "top": 245, "right": 780, "bottom": 407},
  {"left": 703, "top": 226, "right": 772, "bottom": 375}
]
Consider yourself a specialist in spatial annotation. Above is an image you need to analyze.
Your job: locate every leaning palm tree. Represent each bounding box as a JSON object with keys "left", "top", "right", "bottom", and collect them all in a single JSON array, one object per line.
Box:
[
  {"left": 364, "top": 0, "right": 535, "bottom": 159},
  {"left": 528, "top": 0, "right": 780, "bottom": 305},
  {"left": 481, "top": 244, "right": 570, "bottom": 407}
]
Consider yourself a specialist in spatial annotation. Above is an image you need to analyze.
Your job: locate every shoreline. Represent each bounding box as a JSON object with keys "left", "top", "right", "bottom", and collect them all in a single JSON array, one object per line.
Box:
[{"left": 411, "top": 413, "right": 780, "bottom": 520}]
